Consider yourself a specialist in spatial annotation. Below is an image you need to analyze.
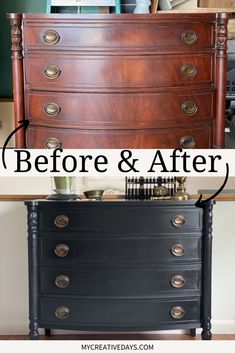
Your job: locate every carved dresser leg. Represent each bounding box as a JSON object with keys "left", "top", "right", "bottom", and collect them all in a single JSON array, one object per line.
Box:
[
  {"left": 200, "top": 201, "right": 214, "bottom": 341},
  {"left": 214, "top": 13, "right": 229, "bottom": 148},
  {"left": 190, "top": 328, "right": 196, "bottom": 337},
  {"left": 29, "top": 323, "right": 39, "bottom": 340},
  {"left": 45, "top": 328, "right": 51, "bottom": 337},
  {"left": 201, "top": 320, "right": 212, "bottom": 340},
  {"left": 7, "top": 13, "right": 26, "bottom": 148},
  {"left": 27, "top": 202, "right": 40, "bottom": 340}
]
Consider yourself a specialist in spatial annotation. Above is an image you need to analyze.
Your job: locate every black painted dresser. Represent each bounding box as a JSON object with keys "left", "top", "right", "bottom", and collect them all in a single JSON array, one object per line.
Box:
[{"left": 25, "top": 200, "right": 214, "bottom": 339}]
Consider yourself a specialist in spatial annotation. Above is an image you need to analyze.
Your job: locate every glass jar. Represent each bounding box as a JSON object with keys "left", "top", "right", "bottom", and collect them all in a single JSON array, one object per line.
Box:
[{"left": 47, "top": 176, "right": 79, "bottom": 200}]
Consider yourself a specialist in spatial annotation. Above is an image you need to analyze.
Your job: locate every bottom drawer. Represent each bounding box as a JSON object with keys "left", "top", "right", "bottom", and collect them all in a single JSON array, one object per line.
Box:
[
  {"left": 39, "top": 298, "right": 200, "bottom": 328},
  {"left": 27, "top": 125, "right": 212, "bottom": 148}
]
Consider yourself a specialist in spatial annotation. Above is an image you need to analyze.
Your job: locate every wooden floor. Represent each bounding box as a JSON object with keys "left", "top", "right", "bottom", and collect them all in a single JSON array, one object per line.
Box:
[{"left": 1, "top": 333, "right": 235, "bottom": 340}]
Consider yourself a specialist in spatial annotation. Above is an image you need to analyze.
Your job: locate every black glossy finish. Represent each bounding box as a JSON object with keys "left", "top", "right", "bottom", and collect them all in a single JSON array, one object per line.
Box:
[{"left": 25, "top": 200, "right": 214, "bottom": 339}]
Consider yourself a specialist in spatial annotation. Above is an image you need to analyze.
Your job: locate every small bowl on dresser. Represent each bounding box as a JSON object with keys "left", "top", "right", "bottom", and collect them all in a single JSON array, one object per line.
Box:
[{"left": 83, "top": 190, "right": 104, "bottom": 200}]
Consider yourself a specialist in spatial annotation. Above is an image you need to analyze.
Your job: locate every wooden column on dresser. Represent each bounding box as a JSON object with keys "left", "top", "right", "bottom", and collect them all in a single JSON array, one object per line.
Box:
[
  {"left": 214, "top": 12, "right": 229, "bottom": 148},
  {"left": 7, "top": 13, "right": 25, "bottom": 148}
]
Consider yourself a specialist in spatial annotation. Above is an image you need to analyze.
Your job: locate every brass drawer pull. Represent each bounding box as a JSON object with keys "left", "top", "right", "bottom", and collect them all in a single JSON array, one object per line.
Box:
[
  {"left": 54, "top": 215, "right": 69, "bottom": 228},
  {"left": 43, "top": 30, "right": 60, "bottom": 45},
  {"left": 45, "top": 137, "right": 62, "bottom": 149},
  {"left": 55, "top": 306, "right": 70, "bottom": 319},
  {"left": 171, "top": 306, "right": 185, "bottom": 319},
  {"left": 171, "top": 275, "right": 185, "bottom": 288},
  {"left": 181, "top": 64, "right": 198, "bottom": 78},
  {"left": 55, "top": 275, "right": 70, "bottom": 289},
  {"left": 44, "top": 102, "right": 61, "bottom": 117},
  {"left": 172, "top": 215, "right": 186, "bottom": 227},
  {"left": 180, "top": 135, "right": 196, "bottom": 149},
  {"left": 181, "top": 101, "right": 198, "bottom": 115},
  {"left": 181, "top": 30, "right": 198, "bottom": 45},
  {"left": 171, "top": 244, "right": 185, "bottom": 257},
  {"left": 44, "top": 64, "right": 61, "bottom": 79},
  {"left": 54, "top": 244, "right": 69, "bottom": 257}
]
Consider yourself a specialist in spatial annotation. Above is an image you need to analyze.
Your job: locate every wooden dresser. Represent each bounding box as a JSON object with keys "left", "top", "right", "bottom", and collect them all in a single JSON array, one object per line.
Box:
[
  {"left": 25, "top": 199, "right": 214, "bottom": 340},
  {"left": 9, "top": 12, "right": 229, "bottom": 149}
]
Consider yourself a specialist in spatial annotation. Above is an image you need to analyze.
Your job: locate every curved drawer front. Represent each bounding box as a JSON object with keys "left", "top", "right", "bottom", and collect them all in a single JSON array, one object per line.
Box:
[
  {"left": 24, "top": 23, "right": 214, "bottom": 50},
  {"left": 39, "top": 237, "right": 202, "bottom": 264},
  {"left": 39, "top": 297, "right": 200, "bottom": 327},
  {"left": 40, "top": 266, "right": 201, "bottom": 296},
  {"left": 27, "top": 125, "right": 212, "bottom": 148},
  {"left": 27, "top": 91, "right": 213, "bottom": 129},
  {"left": 24, "top": 54, "right": 213, "bottom": 90},
  {"left": 39, "top": 207, "right": 202, "bottom": 234}
]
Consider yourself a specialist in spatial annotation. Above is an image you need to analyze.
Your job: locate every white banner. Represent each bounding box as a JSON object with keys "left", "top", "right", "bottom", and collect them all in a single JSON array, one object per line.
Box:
[
  {"left": 0, "top": 340, "right": 235, "bottom": 353},
  {"left": 0, "top": 149, "right": 234, "bottom": 177}
]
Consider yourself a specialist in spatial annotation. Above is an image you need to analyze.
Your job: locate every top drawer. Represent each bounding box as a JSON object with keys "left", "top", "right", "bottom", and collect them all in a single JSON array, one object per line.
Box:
[
  {"left": 23, "top": 23, "right": 214, "bottom": 52},
  {"left": 39, "top": 204, "right": 202, "bottom": 235}
]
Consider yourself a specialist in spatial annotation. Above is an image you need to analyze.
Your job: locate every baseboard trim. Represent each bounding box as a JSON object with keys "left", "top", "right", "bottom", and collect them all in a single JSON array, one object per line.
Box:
[{"left": 211, "top": 320, "right": 235, "bottom": 334}]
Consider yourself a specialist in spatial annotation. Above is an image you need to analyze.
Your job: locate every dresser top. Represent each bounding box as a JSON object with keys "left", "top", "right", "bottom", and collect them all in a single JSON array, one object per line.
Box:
[
  {"left": 8, "top": 11, "right": 231, "bottom": 22},
  {"left": 25, "top": 199, "right": 210, "bottom": 207}
]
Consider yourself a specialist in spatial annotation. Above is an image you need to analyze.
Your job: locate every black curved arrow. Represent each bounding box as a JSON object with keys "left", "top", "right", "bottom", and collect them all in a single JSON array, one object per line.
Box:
[
  {"left": 1, "top": 120, "right": 29, "bottom": 169},
  {"left": 195, "top": 163, "right": 229, "bottom": 207}
]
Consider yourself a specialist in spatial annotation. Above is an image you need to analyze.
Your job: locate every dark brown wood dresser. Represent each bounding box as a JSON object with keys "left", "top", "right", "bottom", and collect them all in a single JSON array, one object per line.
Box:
[
  {"left": 25, "top": 199, "right": 214, "bottom": 340},
  {"left": 8, "top": 11, "right": 229, "bottom": 149}
]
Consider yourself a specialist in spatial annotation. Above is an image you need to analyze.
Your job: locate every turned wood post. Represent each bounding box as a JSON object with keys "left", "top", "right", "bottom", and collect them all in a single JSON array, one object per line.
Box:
[
  {"left": 27, "top": 202, "right": 39, "bottom": 340},
  {"left": 7, "top": 13, "right": 25, "bottom": 148},
  {"left": 214, "top": 13, "right": 229, "bottom": 149},
  {"left": 201, "top": 201, "right": 214, "bottom": 340}
]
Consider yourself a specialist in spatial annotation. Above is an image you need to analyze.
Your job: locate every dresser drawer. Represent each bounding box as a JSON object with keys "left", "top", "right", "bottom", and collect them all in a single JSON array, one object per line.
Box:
[
  {"left": 24, "top": 54, "right": 213, "bottom": 90},
  {"left": 26, "top": 91, "right": 213, "bottom": 129},
  {"left": 40, "top": 266, "right": 201, "bottom": 296},
  {"left": 23, "top": 22, "right": 214, "bottom": 51},
  {"left": 39, "top": 236, "right": 202, "bottom": 264},
  {"left": 39, "top": 205, "right": 202, "bottom": 234},
  {"left": 39, "top": 297, "right": 201, "bottom": 328},
  {"left": 27, "top": 124, "right": 212, "bottom": 148}
]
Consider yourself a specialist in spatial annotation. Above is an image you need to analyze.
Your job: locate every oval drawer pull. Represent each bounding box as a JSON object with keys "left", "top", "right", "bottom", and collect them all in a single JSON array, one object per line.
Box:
[
  {"left": 54, "top": 244, "right": 69, "bottom": 257},
  {"left": 171, "top": 215, "right": 186, "bottom": 227},
  {"left": 171, "top": 275, "right": 185, "bottom": 288},
  {"left": 171, "top": 306, "right": 185, "bottom": 319},
  {"left": 44, "top": 64, "right": 61, "bottom": 79},
  {"left": 45, "top": 137, "right": 62, "bottom": 149},
  {"left": 181, "top": 64, "right": 198, "bottom": 78},
  {"left": 181, "top": 101, "right": 198, "bottom": 115},
  {"left": 43, "top": 30, "right": 60, "bottom": 45},
  {"left": 181, "top": 30, "right": 198, "bottom": 45},
  {"left": 54, "top": 215, "right": 69, "bottom": 228},
  {"left": 55, "top": 306, "right": 70, "bottom": 319},
  {"left": 55, "top": 275, "right": 70, "bottom": 289},
  {"left": 171, "top": 244, "right": 185, "bottom": 257},
  {"left": 180, "top": 135, "right": 196, "bottom": 149},
  {"left": 44, "top": 102, "right": 61, "bottom": 117}
]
